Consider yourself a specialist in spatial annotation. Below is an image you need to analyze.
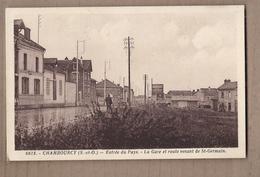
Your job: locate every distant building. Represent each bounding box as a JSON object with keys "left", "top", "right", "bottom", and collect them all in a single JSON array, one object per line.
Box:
[
  {"left": 96, "top": 79, "right": 123, "bottom": 106},
  {"left": 194, "top": 87, "right": 218, "bottom": 110},
  {"left": 45, "top": 57, "right": 95, "bottom": 105},
  {"left": 218, "top": 79, "right": 237, "bottom": 112},
  {"left": 151, "top": 84, "right": 164, "bottom": 102},
  {"left": 166, "top": 90, "right": 192, "bottom": 103},
  {"left": 14, "top": 19, "right": 46, "bottom": 109},
  {"left": 165, "top": 90, "right": 198, "bottom": 108},
  {"left": 170, "top": 95, "right": 199, "bottom": 108}
]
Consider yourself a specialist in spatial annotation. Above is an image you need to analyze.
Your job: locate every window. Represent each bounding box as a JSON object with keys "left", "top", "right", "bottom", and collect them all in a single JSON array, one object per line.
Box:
[
  {"left": 23, "top": 53, "right": 27, "bottom": 70},
  {"left": 34, "top": 79, "right": 40, "bottom": 95},
  {"left": 73, "top": 63, "right": 76, "bottom": 70},
  {"left": 228, "top": 103, "right": 231, "bottom": 111},
  {"left": 221, "top": 91, "right": 224, "bottom": 98},
  {"left": 59, "top": 80, "right": 62, "bottom": 96},
  {"left": 46, "top": 78, "right": 50, "bottom": 95},
  {"left": 228, "top": 91, "right": 231, "bottom": 98},
  {"left": 22, "top": 77, "right": 29, "bottom": 94},
  {"left": 36, "top": 57, "right": 39, "bottom": 72}
]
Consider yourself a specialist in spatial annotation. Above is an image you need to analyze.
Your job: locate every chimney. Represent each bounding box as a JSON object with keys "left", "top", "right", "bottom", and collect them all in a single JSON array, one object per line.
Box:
[
  {"left": 224, "top": 79, "right": 231, "bottom": 83},
  {"left": 24, "top": 27, "right": 31, "bottom": 40}
]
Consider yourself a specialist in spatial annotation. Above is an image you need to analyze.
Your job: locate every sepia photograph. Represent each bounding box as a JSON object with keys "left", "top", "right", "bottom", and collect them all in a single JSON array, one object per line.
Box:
[{"left": 6, "top": 6, "right": 246, "bottom": 160}]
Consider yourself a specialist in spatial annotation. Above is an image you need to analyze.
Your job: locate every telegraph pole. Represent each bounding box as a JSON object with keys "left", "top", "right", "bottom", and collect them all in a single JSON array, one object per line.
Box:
[
  {"left": 76, "top": 40, "right": 79, "bottom": 106},
  {"left": 123, "top": 77, "right": 125, "bottom": 102},
  {"left": 75, "top": 40, "right": 86, "bottom": 106},
  {"left": 124, "top": 36, "right": 134, "bottom": 106},
  {"left": 37, "top": 15, "right": 41, "bottom": 44},
  {"left": 144, "top": 74, "right": 147, "bottom": 104},
  {"left": 104, "top": 60, "right": 107, "bottom": 104}
]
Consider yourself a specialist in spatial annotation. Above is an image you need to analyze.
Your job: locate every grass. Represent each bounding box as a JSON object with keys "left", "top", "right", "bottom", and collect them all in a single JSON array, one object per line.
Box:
[{"left": 15, "top": 104, "right": 238, "bottom": 150}]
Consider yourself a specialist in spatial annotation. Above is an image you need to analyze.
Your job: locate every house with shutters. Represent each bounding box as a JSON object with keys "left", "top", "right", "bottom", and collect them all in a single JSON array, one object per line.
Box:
[
  {"left": 14, "top": 19, "right": 46, "bottom": 109},
  {"left": 45, "top": 57, "right": 95, "bottom": 106},
  {"left": 218, "top": 79, "right": 238, "bottom": 112}
]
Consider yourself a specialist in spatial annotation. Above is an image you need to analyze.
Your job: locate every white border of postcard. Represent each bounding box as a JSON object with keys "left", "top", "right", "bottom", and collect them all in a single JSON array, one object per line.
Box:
[{"left": 6, "top": 6, "right": 246, "bottom": 161}]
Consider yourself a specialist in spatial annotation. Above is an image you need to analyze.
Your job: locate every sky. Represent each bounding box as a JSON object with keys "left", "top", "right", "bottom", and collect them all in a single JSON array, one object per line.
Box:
[{"left": 11, "top": 6, "right": 244, "bottom": 95}]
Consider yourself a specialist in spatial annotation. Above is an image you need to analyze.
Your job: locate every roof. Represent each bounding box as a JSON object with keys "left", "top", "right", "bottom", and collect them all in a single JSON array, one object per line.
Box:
[
  {"left": 199, "top": 88, "right": 218, "bottom": 96},
  {"left": 44, "top": 58, "right": 57, "bottom": 64},
  {"left": 56, "top": 58, "right": 92, "bottom": 72},
  {"left": 218, "top": 81, "right": 237, "bottom": 90},
  {"left": 96, "top": 79, "right": 122, "bottom": 89},
  {"left": 167, "top": 90, "right": 192, "bottom": 96},
  {"left": 44, "top": 64, "right": 66, "bottom": 74},
  {"left": 15, "top": 33, "right": 46, "bottom": 52}
]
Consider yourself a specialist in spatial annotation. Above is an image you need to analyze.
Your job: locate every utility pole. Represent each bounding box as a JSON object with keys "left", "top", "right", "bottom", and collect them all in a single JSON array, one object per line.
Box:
[
  {"left": 104, "top": 60, "right": 107, "bottom": 104},
  {"left": 124, "top": 36, "right": 134, "bottom": 106},
  {"left": 144, "top": 74, "right": 147, "bottom": 104},
  {"left": 123, "top": 77, "right": 125, "bottom": 102},
  {"left": 37, "top": 15, "right": 41, "bottom": 44},
  {"left": 75, "top": 40, "right": 86, "bottom": 106},
  {"left": 76, "top": 40, "right": 79, "bottom": 106}
]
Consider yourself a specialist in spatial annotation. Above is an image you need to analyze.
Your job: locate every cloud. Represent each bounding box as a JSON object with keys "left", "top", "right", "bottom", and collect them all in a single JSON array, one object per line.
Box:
[{"left": 192, "top": 21, "right": 235, "bottom": 52}]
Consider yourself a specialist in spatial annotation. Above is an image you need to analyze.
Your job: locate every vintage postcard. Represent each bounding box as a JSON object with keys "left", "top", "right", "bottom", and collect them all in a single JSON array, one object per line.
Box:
[{"left": 6, "top": 6, "right": 246, "bottom": 161}]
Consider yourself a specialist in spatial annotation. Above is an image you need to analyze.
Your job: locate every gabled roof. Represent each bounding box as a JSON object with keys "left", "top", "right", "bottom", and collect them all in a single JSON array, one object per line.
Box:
[
  {"left": 218, "top": 81, "right": 237, "bottom": 90},
  {"left": 96, "top": 79, "right": 122, "bottom": 88},
  {"left": 167, "top": 90, "right": 192, "bottom": 96},
  {"left": 15, "top": 33, "right": 46, "bottom": 52}
]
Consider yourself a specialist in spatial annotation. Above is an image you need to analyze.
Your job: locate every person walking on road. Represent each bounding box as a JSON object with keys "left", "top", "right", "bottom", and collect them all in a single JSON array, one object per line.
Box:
[{"left": 105, "top": 94, "right": 113, "bottom": 113}]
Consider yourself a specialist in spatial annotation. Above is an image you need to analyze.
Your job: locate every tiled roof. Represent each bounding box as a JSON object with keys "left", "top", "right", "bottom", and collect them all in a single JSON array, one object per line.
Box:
[
  {"left": 167, "top": 90, "right": 192, "bottom": 96},
  {"left": 218, "top": 81, "right": 237, "bottom": 90}
]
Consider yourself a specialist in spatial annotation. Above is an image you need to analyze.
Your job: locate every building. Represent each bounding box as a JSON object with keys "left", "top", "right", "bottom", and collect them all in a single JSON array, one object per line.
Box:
[
  {"left": 151, "top": 84, "right": 164, "bottom": 102},
  {"left": 194, "top": 87, "right": 218, "bottom": 110},
  {"left": 165, "top": 90, "right": 198, "bottom": 108},
  {"left": 171, "top": 95, "right": 199, "bottom": 108},
  {"left": 96, "top": 79, "right": 123, "bottom": 106},
  {"left": 218, "top": 79, "right": 238, "bottom": 112},
  {"left": 45, "top": 57, "right": 95, "bottom": 106},
  {"left": 166, "top": 90, "right": 192, "bottom": 103},
  {"left": 14, "top": 19, "right": 46, "bottom": 109},
  {"left": 43, "top": 63, "right": 66, "bottom": 107}
]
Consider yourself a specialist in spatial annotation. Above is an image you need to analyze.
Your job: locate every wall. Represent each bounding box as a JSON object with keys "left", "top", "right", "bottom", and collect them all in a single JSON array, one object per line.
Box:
[
  {"left": 218, "top": 89, "right": 237, "bottom": 112},
  {"left": 65, "top": 81, "right": 76, "bottom": 106},
  {"left": 16, "top": 40, "right": 44, "bottom": 106},
  {"left": 43, "top": 70, "right": 65, "bottom": 105}
]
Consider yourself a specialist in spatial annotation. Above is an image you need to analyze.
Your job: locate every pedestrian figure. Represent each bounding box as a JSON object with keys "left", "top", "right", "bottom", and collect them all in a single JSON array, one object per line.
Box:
[{"left": 105, "top": 94, "right": 113, "bottom": 113}]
